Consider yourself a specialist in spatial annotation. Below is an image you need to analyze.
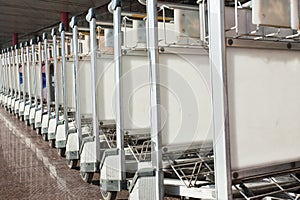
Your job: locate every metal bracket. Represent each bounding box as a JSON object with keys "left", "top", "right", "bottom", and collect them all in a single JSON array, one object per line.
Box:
[
  {"left": 42, "top": 32, "right": 47, "bottom": 40},
  {"left": 70, "top": 16, "right": 77, "bottom": 28},
  {"left": 86, "top": 8, "right": 95, "bottom": 22},
  {"left": 128, "top": 168, "right": 155, "bottom": 193},
  {"left": 99, "top": 148, "right": 119, "bottom": 170},
  {"left": 111, "top": 0, "right": 121, "bottom": 10},
  {"left": 59, "top": 23, "right": 65, "bottom": 33},
  {"left": 51, "top": 28, "right": 57, "bottom": 36},
  {"left": 37, "top": 36, "right": 42, "bottom": 43},
  {"left": 30, "top": 38, "right": 36, "bottom": 45}
]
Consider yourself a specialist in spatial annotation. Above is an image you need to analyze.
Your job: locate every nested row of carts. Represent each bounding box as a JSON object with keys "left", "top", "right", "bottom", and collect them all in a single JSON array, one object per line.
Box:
[{"left": 1, "top": 0, "right": 300, "bottom": 199}]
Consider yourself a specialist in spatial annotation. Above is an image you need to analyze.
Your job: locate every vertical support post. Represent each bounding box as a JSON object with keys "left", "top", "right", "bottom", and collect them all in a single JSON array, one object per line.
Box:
[
  {"left": 11, "top": 47, "right": 15, "bottom": 97},
  {"left": 70, "top": 17, "right": 82, "bottom": 145},
  {"left": 61, "top": 12, "right": 69, "bottom": 32},
  {"left": 5, "top": 49, "right": 9, "bottom": 95},
  {"left": 15, "top": 45, "right": 21, "bottom": 100},
  {"left": 86, "top": 8, "right": 100, "bottom": 162},
  {"left": 146, "top": 0, "right": 163, "bottom": 199},
  {"left": 1, "top": 50, "right": 4, "bottom": 94},
  {"left": 12, "top": 33, "right": 18, "bottom": 46},
  {"left": 0, "top": 51, "right": 3, "bottom": 93},
  {"left": 3, "top": 50, "right": 6, "bottom": 95},
  {"left": 37, "top": 36, "right": 43, "bottom": 111},
  {"left": 109, "top": 0, "right": 126, "bottom": 183},
  {"left": 43, "top": 33, "right": 51, "bottom": 118},
  {"left": 51, "top": 28, "right": 59, "bottom": 124},
  {"left": 26, "top": 41, "right": 32, "bottom": 105},
  {"left": 21, "top": 43, "right": 26, "bottom": 103},
  {"left": 7, "top": 48, "right": 12, "bottom": 96},
  {"left": 3, "top": 50, "right": 7, "bottom": 95},
  {"left": 31, "top": 39, "right": 37, "bottom": 107},
  {"left": 59, "top": 23, "right": 69, "bottom": 138},
  {"left": 0, "top": 51, "right": 2, "bottom": 94},
  {"left": 207, "top": 0, "right": 232, "bottom": 199}
]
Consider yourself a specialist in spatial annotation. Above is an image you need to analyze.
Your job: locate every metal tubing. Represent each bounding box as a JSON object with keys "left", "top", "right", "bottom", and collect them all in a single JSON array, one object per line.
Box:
[
  {"left": 0, "top": 53, "right": 2, "bottom": 93},
  {"left": 5, "top": 50, "right": 8, "bottom": 94},
  {"left": 10, "top": 48, "right": 13, "bottom": 96},
  {"left": 1, "top": 50, "right": 5, "bottom": 94},
  {"left": 207, "top": 0, "right": 232, "bottom": 199},
  {"left": 51, "top": 29, "right": 59, "bottom": 124},
  {"left": 0, "top": 52, "right": 2, "bottom": 93},
  {"left": 11, "top": 47, "right": 15, "bottom": 97},
  {"left": 5, "top": 50, "right": 8, "bottom": 95},
  {"left": 71, "top": 17, "right": 82, "bottom": 145},
  {"left": 3, "top": 51, "right": 6, "bottom": 94},
  {"left": 198, "top": 0, "right": 206, "bottom": 42},
  {"left": 31, "top": 40, "right": 37, "bottom": 108},
  {"left": 59, "top": 23, "right": 69, "bottom": 138},
  {"left": 38, "top": 38, "right": 43, "bottom": 111},
  {"left": 113, "top": 5, "right": 126, "bottom": 181},
  {"left": 21, "top": 45, "right": 26, "bottom": 102},
  {"left": 89, "top": 16, "right": 100, "bottom": 161},
  {"left": 21, "top": 43, "right": 26, "bottom": 103},
  {"left": 26, "top": 43, "right": 32, "bottom": 104},
  {"left": 146, "top": 0, "right": 163, "bottom": 199},
  {"left": 43, "top": 34, "right": 51, "bottom": 119},
  {"left": 3, "top": 51, "right": 7, "bottom": 94},
  {"left": 7, "top": 49, "right": 12, "bottom": 95},
  {"left": 15, "top": 45, "right": 21, "bottom": 99}
]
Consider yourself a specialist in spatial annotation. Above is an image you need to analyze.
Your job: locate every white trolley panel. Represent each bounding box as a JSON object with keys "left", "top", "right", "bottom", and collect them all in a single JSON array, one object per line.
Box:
[{"left": 227, "top": 47, "right": 300, "bottom": 171}]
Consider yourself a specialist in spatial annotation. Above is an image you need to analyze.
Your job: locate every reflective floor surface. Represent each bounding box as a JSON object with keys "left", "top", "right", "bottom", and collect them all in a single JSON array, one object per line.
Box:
[
  {"left": 0, "top": 107, "right": 179, "bottom": 199},
  {"left": 0, "top": 107, "right": 128, "bottom": 199}
]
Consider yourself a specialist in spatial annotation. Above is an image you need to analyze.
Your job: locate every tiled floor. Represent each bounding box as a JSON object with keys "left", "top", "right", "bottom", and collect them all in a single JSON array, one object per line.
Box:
[
  {"left": 0, "top": 107, "right": 180, "bottom": 200},
  {"left": 0, "top": 107, "right": 110, "bottom": 199}
]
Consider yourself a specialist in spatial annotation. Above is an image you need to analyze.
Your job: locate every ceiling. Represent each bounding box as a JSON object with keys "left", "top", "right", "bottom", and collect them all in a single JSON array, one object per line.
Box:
[{"left": 0, "top": 0, "right": 109, "bottom": 48}]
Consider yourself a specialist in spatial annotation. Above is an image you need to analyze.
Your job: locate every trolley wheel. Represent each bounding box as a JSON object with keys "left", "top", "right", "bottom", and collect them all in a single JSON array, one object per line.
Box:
[
  {"left": 67, "top": 159, "right": 78, "bottom": 169},
  {"left": 80, "top": 172, "right": 94, "bottom": 183},
  {"left": 57, "top": 148, "right": 66, "bottom": 157},
  {"left": 31, "top": 124, "right": 36, "bottom": 131},
  {"left": 25, "top": 120, "right": 30, "bottom": 126},
  {"left": 36, "top": 127, "right": 41, "bottom": 135},
  {"left": 42, "top": 133, "right": 48, "bottom": 141},
  {"left": 20, "top": 116, "right": 24, "bottom": 122},
  {"left": 101, "top": 190, "right": 117, "bottom": 200},
  {"left": 49, "top": 139, "right": 55, "bottom": 148}
]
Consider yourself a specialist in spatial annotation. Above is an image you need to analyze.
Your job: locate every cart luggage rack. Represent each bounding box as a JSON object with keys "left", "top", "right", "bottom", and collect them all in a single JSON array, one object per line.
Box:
[
  {"left": 125, "top": 137, "right": 215, "bottom": 189},
  {"left": 233, "top": 173, "right": 300, "bottom": 199}
]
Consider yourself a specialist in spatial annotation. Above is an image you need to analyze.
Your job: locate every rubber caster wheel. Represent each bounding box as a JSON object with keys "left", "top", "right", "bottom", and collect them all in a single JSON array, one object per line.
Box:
[
  {"left": 36, "top": 127, "right": 41, "bottom": 135},
  {"left": 42, "top": 133, "right": 48, "bottom": 141},
  {"left": 49, "top": 139, "right": 55, "bottom": 148},
  {"left": 101, "top": 190, "right": 117, "bottom": 200},
  {"left": 57, "top": 148, "right": 65, "bottom": 157},
  {"left": 67, "top": 159, "right": 78, "bottom": 169},
  {"left": 31, "top": 124, "right": 36, "bottom": 131},
  {"left": 20, "top": 116, "right": 24, "bottom": 122},
  {"left": 25, "top": 120, "right": 30, "bottom": 126},
  {"left": 80, "top": 172, "right": 94, "bottom": 183}
]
